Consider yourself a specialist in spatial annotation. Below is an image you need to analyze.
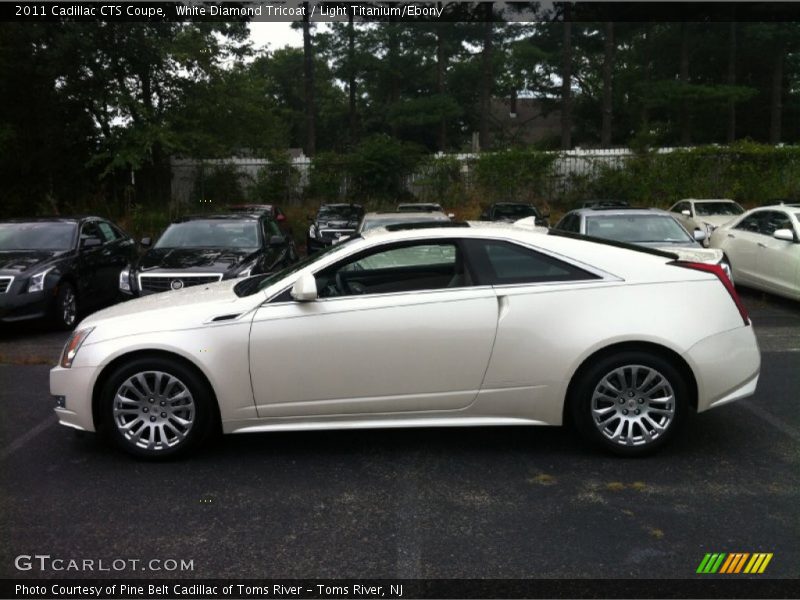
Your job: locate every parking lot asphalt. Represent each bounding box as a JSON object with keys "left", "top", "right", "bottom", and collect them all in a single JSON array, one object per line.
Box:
[{"left": 0, "top": 288, "right": 798, "bottom": 580}]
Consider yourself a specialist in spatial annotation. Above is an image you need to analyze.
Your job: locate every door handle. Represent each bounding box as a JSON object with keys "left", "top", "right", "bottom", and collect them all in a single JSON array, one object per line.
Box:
[
  {"left": 757, "top": 242, "right": 767, "bottom": 249},
  {"left": 727, "top": 234, "right": 735, "bottom": 239}
]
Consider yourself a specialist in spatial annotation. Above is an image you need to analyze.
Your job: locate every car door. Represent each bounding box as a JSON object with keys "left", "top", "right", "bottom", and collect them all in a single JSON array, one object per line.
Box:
[
  {"left": 754, "top": 210, "right": 800, "bottom": 297},
  {"left": 458, "top": 238, "right": 607, "bottom": 423},
  {"left": 96, "top": 220, "right": 134, "bottom": 302},
  {"left": 248, "top": 239, "right": 498, "bottom": 418},
  {"left": 723, "top": 212, "right": 764, "bottom": 284}
]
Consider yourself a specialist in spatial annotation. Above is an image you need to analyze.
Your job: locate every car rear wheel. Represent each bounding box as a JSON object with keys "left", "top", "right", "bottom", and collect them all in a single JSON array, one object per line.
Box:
[
  {"left": 570, "top": 351, "right": 687, "bottom": 456},
  {"left": 101, "top": 357, "right": 214, "bottom": 459},
  {"left": 52, "top": 282, "right": 78, "bottom": 330}
]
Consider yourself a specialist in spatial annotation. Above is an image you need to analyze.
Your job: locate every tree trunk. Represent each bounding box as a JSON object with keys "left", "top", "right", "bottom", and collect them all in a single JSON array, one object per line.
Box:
[
  {"left": 726, "top": 21, "right": 736, "bottom": 143},
  {"left": 479, "top": 4, "right": 493, "bottom": 152},
  {"left": 601, "top": 21, "right": 614, "bottom": 148},
  {"left": 679, "top": 23, "right": 690, "bottom": 146},
  {"left": 302, "top": 3, "right": 316, "bottom": 157},
  {"left": 769, "top": 48, "right": 783, "bottom": 144},
  {"left": 560, "top": 6, "right": 572, "bottom": 150},
  {"left": 347, "top": 12, "right": 357, "bottom": 145},
  {"left": 436, "top": 9, "right": 447, "bottom": 152}
]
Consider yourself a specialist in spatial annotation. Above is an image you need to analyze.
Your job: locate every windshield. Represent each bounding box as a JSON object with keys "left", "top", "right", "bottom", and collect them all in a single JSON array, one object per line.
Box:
[
  {"left": 0, "top": 222, "right": 77, "bottom": 251},
  {"left": 318, "top": 206, "right": 363, "bottom": 221},
  {"left": 397, "top": 204, "right": 441, "bottom": 212},
  {"left": 155, "top": 220, "right": 260, "bottom": 249},
  {"left": 586, "top": 215, "right": 693, "bottom": 244},
  {"left": 694, "top": 202, "right": 744, "bottom": 216},
  {"left": 234, "top": 236, "right": 361, "bottom": 297},
  {"left": 495, "top": 204, "right": 539, "bottom": 218}
]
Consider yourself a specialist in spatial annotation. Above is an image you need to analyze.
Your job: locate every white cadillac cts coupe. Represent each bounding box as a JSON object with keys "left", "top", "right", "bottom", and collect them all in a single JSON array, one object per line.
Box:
[{"left": 50, "top": 223, "right": 760, "bottom": 459}]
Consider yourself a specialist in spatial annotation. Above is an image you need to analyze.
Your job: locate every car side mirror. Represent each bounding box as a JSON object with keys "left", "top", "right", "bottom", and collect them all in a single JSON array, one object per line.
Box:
[
  {"left": 693, "top": 229, "right": 707, "bottom": 242},
  {"left": 773, "top": 228, "right": 795, "bottom": 242},
  {"left": 447, "top": 213, "right": 455, "bottom": 220},
  {"left": 290, "top": 273, "right": 318, "bottom": 302},
  {"left": 140, "top": 237, "right": 152, "bottom": 247},
  {"left": 681, "top": 210, "right": 691, "bottom": 217},
  {"left": 268, "top": 235, "right": 285, "bottom": 247},
  {"left": 81, "top": 236, "right": 102, "bottom": 249}
]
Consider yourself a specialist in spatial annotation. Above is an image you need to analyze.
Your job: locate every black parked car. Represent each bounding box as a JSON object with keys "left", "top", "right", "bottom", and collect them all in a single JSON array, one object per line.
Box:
[
  {"left": 0, "top": 217, "right": 136, "bottom": 328},
  {"left": 479, "top": 202, "right": 549, "bottom": 226},
  {"left": 306, "top": 203, "right": 364, "bottom": 254},
  {"left": 121, "top": 214, "right": 297, "bottom": 297}
]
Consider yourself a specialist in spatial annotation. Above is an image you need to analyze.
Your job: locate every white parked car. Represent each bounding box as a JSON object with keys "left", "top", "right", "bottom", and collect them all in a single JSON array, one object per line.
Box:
[
  {"left": 51, "top": 223, "right": 760, "bottom": 459},
  {"left": 709, "top": 204, "right": 800, "bottom": 301},
  {"left": 668, "top": 198, "right": 745, "bottom": 239}
]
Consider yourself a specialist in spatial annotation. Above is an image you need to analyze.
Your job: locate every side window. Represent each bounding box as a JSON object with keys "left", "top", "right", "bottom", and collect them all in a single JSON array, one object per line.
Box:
[
  {"left": 97, "top": 221, "right": 119, "bottom": 242},
  {"left": 315, "top": 241, "right": 465, "bottom": 298},
  {"left": 556, "top": 214, "right": 579, "bottom": 233},
  {"left": 80, "top": 222, "right": 102, "bottom": 244},
  {"left": 735, "top": 213, "right": 763, "bottom": 234},
  {"left": 264, "top": 220, "right": 281, "bottom": 238},
  {"left": 672, "top": 202, "right": 688, "bottom": 214},
  {"left": 464, "top": 239, "right": 600, "bottom": 285},
  {"left": 759, "top": 211, "right": 792, "bottom": 236}
]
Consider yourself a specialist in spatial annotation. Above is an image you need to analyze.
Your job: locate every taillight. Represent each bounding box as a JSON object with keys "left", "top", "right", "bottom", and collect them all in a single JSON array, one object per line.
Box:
[{"left": 670, "top": 261, "right": 750, "bottom": 326}]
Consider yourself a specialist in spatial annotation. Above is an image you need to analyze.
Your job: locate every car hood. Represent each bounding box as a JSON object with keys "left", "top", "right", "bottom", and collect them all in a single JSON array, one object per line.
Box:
[
  {"left": 0, "top": 250, "right": 67, "bottom": 274},
  {"left": 77, "top": 278, "right": 264, "bottom": 342},
  {"left": 136, "top": 247, "right": 257, "bottom": 273},
  {"left": 695, "top": 215, "right": 738, "bottom": 227}
]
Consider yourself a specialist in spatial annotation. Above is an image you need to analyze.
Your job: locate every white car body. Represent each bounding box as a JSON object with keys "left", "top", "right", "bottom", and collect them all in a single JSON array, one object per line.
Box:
[
  {"left": 50, "top": 225, "right": 760, "bottom": 456},
  {"left": 709, "top": 204, "right": 800, "bottom": 301},
  {"left": 669, "top": 198, "right": 745, "bottom": 239}
]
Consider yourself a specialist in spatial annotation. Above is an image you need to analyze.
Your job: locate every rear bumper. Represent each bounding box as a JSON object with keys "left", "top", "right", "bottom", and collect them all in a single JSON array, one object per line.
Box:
[{"left": 683, "top": 325, "right": 761, "bottom": 413}]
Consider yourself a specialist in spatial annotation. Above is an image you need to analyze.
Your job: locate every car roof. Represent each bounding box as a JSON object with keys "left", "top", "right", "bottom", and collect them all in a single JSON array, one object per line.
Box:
[
  {"left": 681, "top": 198, "right": 737, "bottom": 203},
  {"left": 0, "top": 216, "right": 96, "bottom": 224},
  {"left": 570, "top": 207, "right": 670, "bottom": 218},
  {"left": 363, "top": 211, "right": 449, "bottom": 220},
  {"left": 176, "top": 214, "right": 261, "bottom": 223},
  {"left": 321, "top": 203, "right": 363, "bottom": 209},
  {"left": 493, "top": 202, "right": 534, "bottom": 207}
]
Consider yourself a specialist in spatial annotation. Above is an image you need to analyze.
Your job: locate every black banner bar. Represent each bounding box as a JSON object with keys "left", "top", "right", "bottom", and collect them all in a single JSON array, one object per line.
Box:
[
  {"left": 4, "top": 2, "right": 800, "bottom": 23},
  {"left": 2, "top": 579, "right": 799, "bottom": 600}
]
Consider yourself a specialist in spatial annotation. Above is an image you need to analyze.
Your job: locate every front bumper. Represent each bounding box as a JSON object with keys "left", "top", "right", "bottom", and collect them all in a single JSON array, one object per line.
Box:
[
  {"left": 50, "top": 365, "right": 97, "bottom": 432},
  {"left": 683, "top": 325, "right": 761, "bottom": 413},
  {"left": 0, "top": 289, "right": 51, "bottom": 323}
]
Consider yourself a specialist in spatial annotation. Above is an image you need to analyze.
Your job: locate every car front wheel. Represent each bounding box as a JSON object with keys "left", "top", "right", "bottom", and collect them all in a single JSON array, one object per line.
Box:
[
  {"left": 571, "top": 352, "right": 687, "bottom": 456},
  {"left": 52, "top": 282, "right": 78, "bottom": 330},
  {"left": 101, "top": 357, "right": 215, "bottom": 459}
]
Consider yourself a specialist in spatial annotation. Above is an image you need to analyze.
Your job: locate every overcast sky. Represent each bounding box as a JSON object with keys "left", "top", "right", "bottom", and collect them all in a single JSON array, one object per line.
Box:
[{"left": 248, "top": 23, "right": 305, "bottom": 51}]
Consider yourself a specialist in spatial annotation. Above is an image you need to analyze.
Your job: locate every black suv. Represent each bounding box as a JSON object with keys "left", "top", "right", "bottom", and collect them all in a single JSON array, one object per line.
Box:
[
  {"left": 479, "top": 202, "right": 549, "bottom": 226},
  {"left": 120, "top": 214, "right": 297, "bottom": 297},
  {"left": 307, "top": 203, "right": 364, "bottom": 254},
  {"left": 0, "top": 217, "right": 136, "bottom": 328}
]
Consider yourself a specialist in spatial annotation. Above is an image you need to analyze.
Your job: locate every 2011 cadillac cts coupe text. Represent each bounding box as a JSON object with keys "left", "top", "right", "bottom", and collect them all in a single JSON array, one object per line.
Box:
[{"left": 50, "top": 223, "right": 761, "bottom": 458}]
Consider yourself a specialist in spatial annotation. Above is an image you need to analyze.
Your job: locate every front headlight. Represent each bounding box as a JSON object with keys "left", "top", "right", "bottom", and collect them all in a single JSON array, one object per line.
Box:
[
  {"left": 119, "top": 267, "right": 131, "bottom": 293},
  {"left": 308, "top": 225, "right": 317, "bottom": 239},
  {"left": 27, "top": 268, "right": 53, "bottom": 293},
  {"left": 59, "top": 327, "right": 95, "bottom": 369}
]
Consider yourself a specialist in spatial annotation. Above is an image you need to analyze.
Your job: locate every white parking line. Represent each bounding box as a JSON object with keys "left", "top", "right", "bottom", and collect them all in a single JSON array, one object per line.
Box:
[
  {"left": 0, "top": 415, "right": 56, "bottom": 461},
  {"left": 737, "top": 401, "right": 800, "bottom": 442}
]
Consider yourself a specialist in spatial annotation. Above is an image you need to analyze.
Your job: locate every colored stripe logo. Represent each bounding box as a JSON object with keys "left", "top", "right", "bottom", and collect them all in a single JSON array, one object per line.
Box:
[{"left": 697, "top": 553, "right": 773, "bottom": 574}]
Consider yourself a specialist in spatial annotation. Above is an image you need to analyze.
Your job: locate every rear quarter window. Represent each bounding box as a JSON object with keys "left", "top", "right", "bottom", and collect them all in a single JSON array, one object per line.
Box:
[{"left": 464, "top": 239, "right": 600, "bottom": 285}]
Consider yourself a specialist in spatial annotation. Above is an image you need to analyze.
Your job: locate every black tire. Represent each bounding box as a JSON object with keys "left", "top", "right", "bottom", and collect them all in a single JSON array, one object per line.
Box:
[
  {"left": 100, "top": 356, "right": 216, "bottom": 460},
  {"left": 570, "top": 351, "right": 688, "bottom": 457},
  {"left": 52, "top": 282, "right": 78, "bottom": 330}
]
